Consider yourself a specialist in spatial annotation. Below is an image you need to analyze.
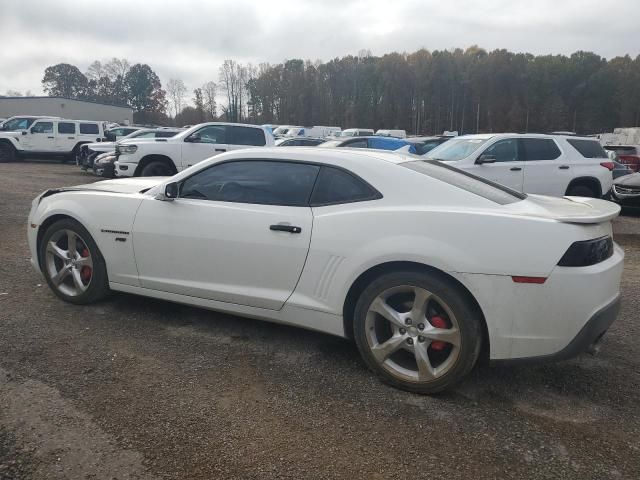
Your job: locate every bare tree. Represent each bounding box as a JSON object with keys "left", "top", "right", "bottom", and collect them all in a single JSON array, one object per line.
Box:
[
  {"left": 104, "top": 58, "right": 130, "bottom": 81},
  {"left": 5, "top": 90, "right": 23, "bottom": 96},
  {"left": 202, "top": 81, "right": 217, "bottom": 120},
  {"left": 167, "top": 78, "right": 187, "bottom": 120},
  {"left": 85, "top": 61, "right": 106, "bottom": 82}
]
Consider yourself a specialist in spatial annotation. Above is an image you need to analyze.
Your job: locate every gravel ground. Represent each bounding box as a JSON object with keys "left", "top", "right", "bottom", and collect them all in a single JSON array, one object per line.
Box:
[{"left": 1, "top": 161, "right": 639, "bottom": 480}]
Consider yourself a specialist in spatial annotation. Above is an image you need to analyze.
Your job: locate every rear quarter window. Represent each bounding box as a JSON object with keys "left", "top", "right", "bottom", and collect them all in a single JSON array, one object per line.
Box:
[
  {"left": 567, "top": 139, "right": 607, "bottom": 159},
  {"left": 80, "top": 123, "right": 99, "bottom": 135}
]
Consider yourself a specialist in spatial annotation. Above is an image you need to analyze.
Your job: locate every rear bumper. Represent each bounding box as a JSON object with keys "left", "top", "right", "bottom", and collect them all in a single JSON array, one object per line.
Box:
[{"left": 492, "top": 295, "right": 620, "bottom": 365}]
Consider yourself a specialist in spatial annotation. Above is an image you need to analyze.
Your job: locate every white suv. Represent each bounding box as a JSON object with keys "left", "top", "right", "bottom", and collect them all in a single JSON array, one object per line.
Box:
[
  {"left": 0, "top": 118, "right": 104, "bottom": 163},
  {"left": 424, "top": 134, "right": 614, "bottom": 198},
  {"left": 114, "top": 122, "right": 274, "bottom": 177}
]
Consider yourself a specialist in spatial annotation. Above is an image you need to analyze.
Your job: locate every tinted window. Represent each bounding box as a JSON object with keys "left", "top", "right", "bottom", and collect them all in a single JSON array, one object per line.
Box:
[
  {"left": 310, "top": 166, "right": 381, "bottom": 206},
  {"left": 57, "top": 122, "right": 76, "bottom": 134},
  {"left": 520, "top": 138, "right": 561, "bottom": 160},
  {"left": 31, "top": 122, "right": 53, "bottom": 134},
  {"left": 80, "top": 123, "right": 99, "bottom": 134},
  {"left": 180, "top": 161, "right": 319, "bottom": 206},
  {"left": 567, "top": 139, "right": 608, "bottom": 159},
  {"left": 123, "top": 128, "right": 138, "bottom": 136},
  {"left": 403, "top": 160, "right": 526, "bottom": 205},
  {"left": 483, "top": 139, "right": 519, "bottom": 162},
  {"left": 343, "top": 139, "right": 368, "bottom": 148},
  {"left": 300, "top": 139, "right": 323, "bottom": 146},
  {"left": 191, "top": 125, "right": 227, "bottom": 143},
  {"left": 229, "top": 126, "right": 266, "bottom": 146}
]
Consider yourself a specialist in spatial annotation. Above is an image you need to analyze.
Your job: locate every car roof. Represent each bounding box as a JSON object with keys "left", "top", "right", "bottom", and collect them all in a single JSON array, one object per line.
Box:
[
  {"left": 455, "top": 133, "right": 598, "bottom": 141},
  {"left": 223, "top": 146, "right": 410, "bottom": 165}
]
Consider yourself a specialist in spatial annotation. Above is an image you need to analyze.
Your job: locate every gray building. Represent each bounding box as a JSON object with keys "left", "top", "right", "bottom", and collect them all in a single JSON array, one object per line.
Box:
[{"left": 0, "top": 96, "right": 133, "bottom": 124}]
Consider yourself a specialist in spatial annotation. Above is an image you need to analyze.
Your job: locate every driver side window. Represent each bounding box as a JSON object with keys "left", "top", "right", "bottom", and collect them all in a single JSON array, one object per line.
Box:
[
  {"left": 188, "top": 125, "right": 227, "bottom": 144},
  {"left": 179, "top": 160, "right": 319, "bottom": 206},
  {"left": 31, "top": 122, "right": 53, "bottom": 134},
  {"left": 482, "top": 139, "right": 519, "bottom": 162}
]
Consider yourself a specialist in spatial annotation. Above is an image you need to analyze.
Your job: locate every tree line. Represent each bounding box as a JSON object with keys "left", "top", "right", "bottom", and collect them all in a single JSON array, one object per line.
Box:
[
  {"left": 244, "top": 47, "right": 640, "bottom": 135},
  {"left": 11, "top": 47, "right": 640, "bottom": 133}
]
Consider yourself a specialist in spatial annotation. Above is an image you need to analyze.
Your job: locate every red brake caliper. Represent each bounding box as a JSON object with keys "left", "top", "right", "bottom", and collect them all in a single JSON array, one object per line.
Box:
[
  {"left": 80, "top": 248, "right": 92, "bottom": 282},
  {"left": 429, "top": 315, "right": 448, "bottom": 351}
]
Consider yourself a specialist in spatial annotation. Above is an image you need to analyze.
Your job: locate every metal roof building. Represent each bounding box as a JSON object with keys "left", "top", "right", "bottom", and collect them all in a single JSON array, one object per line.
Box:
[{"left": 0, "top": 96, "right": 133, "bottom": 124}]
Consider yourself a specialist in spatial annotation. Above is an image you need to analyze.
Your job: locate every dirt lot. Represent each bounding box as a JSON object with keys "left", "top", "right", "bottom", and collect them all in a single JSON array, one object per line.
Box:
[{"left": 1, "top": 161, "right": 639, "bottom": 480}]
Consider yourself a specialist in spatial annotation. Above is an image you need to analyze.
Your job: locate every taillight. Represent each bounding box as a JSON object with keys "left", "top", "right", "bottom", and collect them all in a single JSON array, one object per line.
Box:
[
  {"left": 600, "top": 162, "right": 615, "bottom": 171},
  {"left": 558, "top": 236, "right": 613, "bottom": 267}
]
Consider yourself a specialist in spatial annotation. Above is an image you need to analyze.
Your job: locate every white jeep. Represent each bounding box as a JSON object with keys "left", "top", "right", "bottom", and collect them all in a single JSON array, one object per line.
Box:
[
  {"left": 114, "top": 122, "right": 274, "bottom": 177},
  {"left": 0, "top": 118, "right": 105, "bottom": 163}
]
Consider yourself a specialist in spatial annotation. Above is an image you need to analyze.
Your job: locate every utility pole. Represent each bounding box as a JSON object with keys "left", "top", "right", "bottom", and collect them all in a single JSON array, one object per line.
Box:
[
  {"left": 476, "top": 103, "right": 480, "bottom": 134},
  {"left": 525, "top": 108, "right": 529, "bottom": 133}
]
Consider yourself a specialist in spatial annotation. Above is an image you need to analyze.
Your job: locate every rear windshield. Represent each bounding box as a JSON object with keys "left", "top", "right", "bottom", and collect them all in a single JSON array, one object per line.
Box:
[
  {"left": 318, "top": 140, "right": 342, "bottom": 148},
  {"left": 567, "top": 139, "right": 607, "bottom": 158},
  {"left": 402, "top": 160, "right": 527, "bottom": 205},
  {"left": 424, "top": 138, "right": 488, "bottom": 161}
]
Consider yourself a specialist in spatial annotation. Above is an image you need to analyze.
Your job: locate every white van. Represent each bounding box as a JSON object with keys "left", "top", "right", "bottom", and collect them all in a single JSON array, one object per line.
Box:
[
  {"left": 285, "top": 126, "right": 342, "bottom": 138},
  {"left": 341, "top": 128, "right": 374, "bottom": 137},
  {"left": 375, "top": 129, "right": 407, "bottom": 138}
]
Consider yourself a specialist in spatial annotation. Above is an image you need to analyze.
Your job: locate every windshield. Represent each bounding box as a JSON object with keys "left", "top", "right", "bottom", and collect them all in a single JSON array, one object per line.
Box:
[
  {"left": 2, "top": 117, "right": 37, "bottom": 131},
  {"left": 424, "top": 137, "right": 489, "bottom": 161}
]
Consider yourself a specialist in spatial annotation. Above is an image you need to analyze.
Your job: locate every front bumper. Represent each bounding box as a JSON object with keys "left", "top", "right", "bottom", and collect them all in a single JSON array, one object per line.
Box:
[{"left": 611, "top": 184, "right": 640, "bottom": 208}]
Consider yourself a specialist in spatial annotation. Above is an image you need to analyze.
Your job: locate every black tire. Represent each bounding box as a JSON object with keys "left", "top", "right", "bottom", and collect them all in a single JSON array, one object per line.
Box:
[
  {"left": 566, "top": 184, "right": 597, "bottom": 197},
  {"left": 0, "top": 142, "right": 17, "bottom": 163},
  {"left": 140, "top": 161, "right": 173, "bottom": 177},
  {"left": 353, "top": 270, "right": 482, "bottom": 394},
  {"left": 39, "top": 218, "right": 110, "bottom": 305}
]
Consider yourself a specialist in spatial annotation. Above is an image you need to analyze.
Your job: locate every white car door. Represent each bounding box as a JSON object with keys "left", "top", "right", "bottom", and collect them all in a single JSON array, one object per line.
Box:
[
  {"left": 132, "top": 160, "right": 319, "bottom": 310},
  {"left": 520, "top": 138, "right": 569, "bottom": 196},
  {"left": 27, "top": 121, "right": 55, "bottom": 152},
  {"left": 180, "top": 125, "right": 228, "bottom": 171},
  {"left": 55, "top": 121, "right": 77, "bottom": 152},
  {"left": 463, "top": 138, "right": 524, "bottom": 192}
]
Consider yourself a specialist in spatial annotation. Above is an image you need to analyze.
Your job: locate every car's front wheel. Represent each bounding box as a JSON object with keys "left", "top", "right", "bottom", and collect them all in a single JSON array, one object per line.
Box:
[
  {"left": 0, "top": 143, "right": 17, "bottom": 162},
  {"left": 353, "top": 270, "right": 482, "bottom": 394},
  {"left": 140, "top": 161, "right": 173, "bottom": 177},
  {"left": 39, "top": 218, "right": 110, "bottom": 304}
]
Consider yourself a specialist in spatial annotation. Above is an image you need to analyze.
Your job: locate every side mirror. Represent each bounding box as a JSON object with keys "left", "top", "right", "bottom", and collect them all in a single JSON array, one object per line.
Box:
[
  {"left": 184, "top": 134, "right": 200, "bottom": 143},
  {"left": 155, "top": 182, "right": 178, "bottom": 201},
  {"left": 476, "top": 154, "right": 497, "bottom": 164},
  {"left": 22, "top": 130, "right": 28, "bottom": 136}
]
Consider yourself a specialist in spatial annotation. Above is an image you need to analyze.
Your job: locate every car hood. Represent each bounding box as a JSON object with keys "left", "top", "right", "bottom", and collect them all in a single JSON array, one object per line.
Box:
[
  {"left": 0, "top": 131, "right": 21, "bottom": 139},
  {"left": 75, "top": 177, "right": 169, "bottom": 193},
  {"left": 87, "top": 141, "right": 115, "bottom": 150},
  {"left": 614, "top": 172, "right": 640, "bottom": 186},
  {"left": 507, "top": 194, "right": 621, "bottom": 224}
]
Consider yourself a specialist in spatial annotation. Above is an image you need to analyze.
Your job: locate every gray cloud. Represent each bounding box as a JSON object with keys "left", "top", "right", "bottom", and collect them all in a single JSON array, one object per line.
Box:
[{"left": 1, "top": 0, "right": 638, "bottom": 98}]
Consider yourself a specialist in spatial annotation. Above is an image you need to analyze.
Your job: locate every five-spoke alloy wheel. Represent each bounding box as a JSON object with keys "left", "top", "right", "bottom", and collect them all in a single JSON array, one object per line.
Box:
[
  {"left": 39, "top": 219, "right": 110, "bottom": 304},
  {"left": 354, "top": 270, "right": 482, "bottom": 394}
]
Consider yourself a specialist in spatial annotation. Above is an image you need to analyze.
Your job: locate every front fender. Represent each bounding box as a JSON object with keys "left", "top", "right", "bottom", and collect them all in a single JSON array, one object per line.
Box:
[{"left": 33, "top": 191, "right": 145, "bottom": 286}]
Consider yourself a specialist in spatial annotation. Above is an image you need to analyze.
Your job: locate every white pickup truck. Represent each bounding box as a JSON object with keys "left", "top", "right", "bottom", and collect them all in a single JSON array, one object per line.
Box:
[
  {"left": 114, "top": 122, "right": 274, "bottom": 177},
  {"left": 0, "top": 118, "right": 105, "bottom": 162}
]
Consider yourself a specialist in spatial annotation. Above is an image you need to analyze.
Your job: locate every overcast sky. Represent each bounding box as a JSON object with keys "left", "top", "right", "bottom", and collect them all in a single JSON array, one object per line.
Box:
[{"left": 1, "top": 0, "right": 639, "bottom": 99}]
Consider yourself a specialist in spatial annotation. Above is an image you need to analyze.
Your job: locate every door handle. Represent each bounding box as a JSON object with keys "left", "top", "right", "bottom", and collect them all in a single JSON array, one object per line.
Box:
[
  {"left": 215, "top": 148, "right": 226, "bottom": 152},
  {"left": 270, "top": 224, "right": 302, "bottom": 234},
  {"left": 559, "top": 165, "right": 570, "bottom": 170},
  {"left": 67, "top": 137, "right": 75, "bottom": 139},
  {"left": 510, "top": 167, "right": 522, "bottom": 171},
  {"left": 47, "top": 136, "right": 54, "bottom": 139}
]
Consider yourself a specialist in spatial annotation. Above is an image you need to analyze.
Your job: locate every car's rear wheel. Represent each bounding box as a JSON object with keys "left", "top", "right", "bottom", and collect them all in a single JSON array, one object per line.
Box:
[
  {"left": 141, "top": 161, "right": 172, "bottom": 177},
  {"left": 353, "top": 271, "right": 482, "bottom": 394},
  {"left": 39, "top": 219, "right": 110, "bottom": 304},
  {"left": 0, "top": 143, "right": 17, "bottom": 162}
]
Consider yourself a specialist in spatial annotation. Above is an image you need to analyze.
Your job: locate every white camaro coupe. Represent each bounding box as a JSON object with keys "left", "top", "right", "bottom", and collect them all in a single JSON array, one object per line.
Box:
[{"left": 27, "top": 148, "right": 624, "bottom": 393}]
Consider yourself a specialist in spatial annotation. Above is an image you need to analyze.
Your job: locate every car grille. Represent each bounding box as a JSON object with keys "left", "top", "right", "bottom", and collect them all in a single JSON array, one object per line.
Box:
[{"left": 613, "top": 184, "right": 640, "bottom": 196}]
